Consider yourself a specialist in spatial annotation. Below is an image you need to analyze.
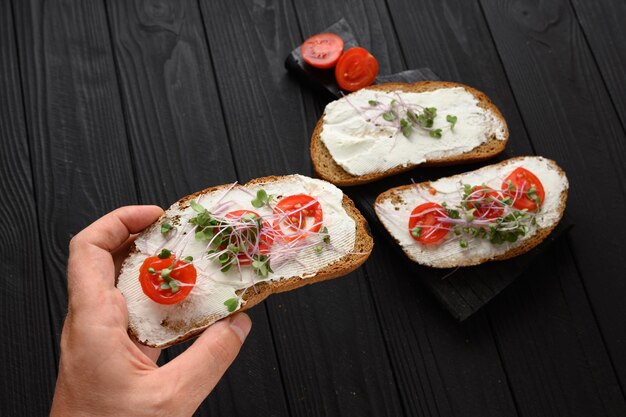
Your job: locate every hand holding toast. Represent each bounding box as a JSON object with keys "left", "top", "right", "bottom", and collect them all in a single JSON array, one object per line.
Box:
[{"left": 50, "top": 206, "right": 251, "bottom": 417}]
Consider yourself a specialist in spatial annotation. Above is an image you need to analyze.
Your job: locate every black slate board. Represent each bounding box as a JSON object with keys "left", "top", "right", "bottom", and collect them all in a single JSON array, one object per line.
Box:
[
  {"left": 286, "top": 18, "right": 573, "bottom": 321},
  {"left": 285, "top": 18, "right": 437, "bottom": 99}
]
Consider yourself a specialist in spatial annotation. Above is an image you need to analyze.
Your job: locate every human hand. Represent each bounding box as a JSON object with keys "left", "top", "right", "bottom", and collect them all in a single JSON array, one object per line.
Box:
[{"left": 50, "top": 206, "right": 252, "bottom": 417}]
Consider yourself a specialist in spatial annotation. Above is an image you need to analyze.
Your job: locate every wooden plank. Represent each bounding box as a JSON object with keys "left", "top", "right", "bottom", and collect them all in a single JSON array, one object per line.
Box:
[
  {"left": 197, "top": 1, "right": 405, "bottom": 415},
  {"left": 289, "top": 1, "right": 520, "bottom": 416},
  {"left": 11, "top": 0, "right": 138, "bottom": 349},
  {"left": 0, "top": 2, "right": 56, "bottom": 415},
  {"left": 479, "top": 0, "right": 626, "bottom": 400},
  {"left": 104, "top": 0, "right": 290, "bottom": 415},
  {"left": 488, "top": 243, "right": 626, "bottom": 416},
  {"left": 570, "top": 0, "right": 626, "bottom": 129}
]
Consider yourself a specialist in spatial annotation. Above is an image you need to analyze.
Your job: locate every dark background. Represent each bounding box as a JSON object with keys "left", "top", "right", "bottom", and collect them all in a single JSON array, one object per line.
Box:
[{"left": 1, "top": 0, "right": 625, "bottom": 416}]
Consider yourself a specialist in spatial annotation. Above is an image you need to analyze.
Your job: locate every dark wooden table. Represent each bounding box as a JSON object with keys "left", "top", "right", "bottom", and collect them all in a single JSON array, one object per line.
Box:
[{"left": 2, "top": 0, "right": 625, "bottom": 416}]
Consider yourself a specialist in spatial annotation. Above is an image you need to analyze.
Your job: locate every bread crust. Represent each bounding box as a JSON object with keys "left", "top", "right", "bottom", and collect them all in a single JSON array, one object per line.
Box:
[
  {"left": 374, "top": 156, "right": 568, "bottom": 268},
  {"left": 310, "top": 81, "right": 509, "bottom": 186},
  {"left": 121, "top": 175, "right": 374, "bottom": 348}
]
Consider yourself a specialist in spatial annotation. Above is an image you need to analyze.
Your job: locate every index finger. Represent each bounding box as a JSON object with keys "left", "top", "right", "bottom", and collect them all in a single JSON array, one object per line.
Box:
[{"left": 68, "top": 205, "right": 163, "bottom": 293}]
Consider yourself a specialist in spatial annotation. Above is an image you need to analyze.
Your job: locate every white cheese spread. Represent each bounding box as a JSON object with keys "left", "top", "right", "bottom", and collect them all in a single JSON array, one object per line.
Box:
[{"left": 320, "top": 87, "right": 507, "bottom": 176}]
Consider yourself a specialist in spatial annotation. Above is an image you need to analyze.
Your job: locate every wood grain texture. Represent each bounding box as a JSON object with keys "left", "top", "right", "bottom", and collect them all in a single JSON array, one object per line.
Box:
[
  {"left": 480, "top": 0, "right": 626, "bottom": 399},
  {"left": 290, "top": 1, "right": 520, "bottom": 416},
  {"left": 198, "top": 0, "right": 404, "bottom": 415},
  {"left": 104, "top": 1, "right": 290, "bottom": 415},
  {"left": 488, "top": 243, "right": 626, "bottom": 417},
  {"left": 11, "top": 0, "right": 138, "bottom": 347},
  {"left": 570, "top": 0, "right": 626, "bottom": 130},
  {"left": 0, "top": 2, "right": 56, "bottom": 415}
]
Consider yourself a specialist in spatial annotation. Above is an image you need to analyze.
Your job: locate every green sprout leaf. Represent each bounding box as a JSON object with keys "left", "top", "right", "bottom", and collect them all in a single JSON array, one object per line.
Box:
[
  {"left": 382, "top": 111, "right": 396, "bottom": 122},
  {"left": 224, "top": 298, "right": 239, "bottom": 313},
  {"left": 368, "top": 100, "right": 379, "bottom": 106},
  {"left": 429, "top": 129, "right": 442, "bottom": 139},
  {"left": 314, "top": 244, "right": 323, "bottom": 253},
  {"left": 411, "top": 226, "right": 422, "bottom": 237},
  {"left": 161, "top": 222, "right": 174, "bottom": 236},
  {"left": 400, "top": 118, "right": 413, "bottom": 138},
  {"left": 158, "top": 248, "right": 171, "bottom": 259},
  {"left": 251, "top": 189, "right": 271, "bottom": 208},
  {"left": 184, "top": 256, "right": 193, "bottom": 262},
  {"left": 446, "top": 114, "right": 458, "bottom": 129},
  {"left": 459, "top": 239, "right": 468, "bottom": 248},
  {"left": 320, "top": 226, "right": 330, "bottom": 244},
  {"left": 190, "top": 200, "right": 205, "bottom": 212},
  {"left": 147, "top": 267, "right": 156, "bottom": 274}
]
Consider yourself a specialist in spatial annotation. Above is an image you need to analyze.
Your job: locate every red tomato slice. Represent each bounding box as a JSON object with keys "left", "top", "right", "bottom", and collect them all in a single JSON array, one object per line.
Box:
[
  {"left": 467, "top": 186, "right": 505, "bottom": 220},
  {"left": 502, "top": 167, "right": 545, "bottom": 211},
  {"left": 408, "top": 202, "right": 450, "bottom": 245},
  {"left": 335, "top": 47, "right": 379, "bottom": 92},
  {"left": 223, "top": 210, "right": 274, "bottom": 265},
  {"left": 274, "top": 194, "right": 323, "bottom": 242},
  {"left": 301, "top": 33, "right": 344, "bottom": 69},
  {"left": 139, "top": 255, "right": 196, "bottom": 305}
]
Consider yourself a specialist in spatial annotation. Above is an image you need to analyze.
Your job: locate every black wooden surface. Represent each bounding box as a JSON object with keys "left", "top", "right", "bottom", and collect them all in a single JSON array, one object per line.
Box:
[{"left": 1, "top": 1, "right": 625, "bottom": 416}]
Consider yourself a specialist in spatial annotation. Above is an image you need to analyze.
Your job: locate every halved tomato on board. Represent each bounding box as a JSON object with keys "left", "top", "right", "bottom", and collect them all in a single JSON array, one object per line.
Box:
[
  {"left": 274, "top": 194, "right": 323, "bottom": 241},
  {"left": 408, "top": 202, "right": 450, "bottom": 245},
  {"left": 223, "top": 210, "right": 274, "bottom": 265},
  {"left": 335, "top": 47, "right": 379, "bottom": 92},
  {"left": 139, "top": 254, "right": 196, "bottom": 305},
  {"left": 301, "top": 33, "right": 344, "bottom": 69},
  {"left": 467, "top": 185, "right": 505, "bottom": 220},
  {"left": 502, "top": 167, "right": 545, "bottom": 211}
]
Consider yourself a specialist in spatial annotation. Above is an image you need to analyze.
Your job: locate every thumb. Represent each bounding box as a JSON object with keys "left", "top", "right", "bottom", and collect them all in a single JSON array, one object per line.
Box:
[{"left": 161, "top": 313, "right": 251, "bottom": 404}]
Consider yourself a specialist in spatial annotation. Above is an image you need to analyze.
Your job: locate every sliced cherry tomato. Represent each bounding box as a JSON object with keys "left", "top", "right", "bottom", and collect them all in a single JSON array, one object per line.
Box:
[
  {"left": 467, "top": 185, "right": 505, "bottom": 220},
  {"left": 139, "top": 255, "right": 196, "bottom": 305},
  {"left": 408, "top": 202, "right": 450, "bottom": 245},
  {"left": 223, "top": 210, "right": 274, "bottom": 265},
  {"left": 502, "top": 167, "right": 545, "bottom": 211},
  {"left": 335, "top": 47, "right": 379, "bottom": 92},
  {"left": 301, "top": 33, "right": 344, "bottom": 69},
  {"left": 274, "top": 194, "right": 323, "bottom": 241}
]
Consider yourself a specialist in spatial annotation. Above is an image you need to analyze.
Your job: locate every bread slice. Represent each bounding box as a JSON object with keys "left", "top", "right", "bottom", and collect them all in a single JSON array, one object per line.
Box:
[
  {"left": 311, "top": 81, "right": 509, "bottom": 186},
  {"left": 374, "top": 156, "right": 568, "bottom": 268},
  {"left": 117, "top": 175, "right": 373, "bottom": 348}
]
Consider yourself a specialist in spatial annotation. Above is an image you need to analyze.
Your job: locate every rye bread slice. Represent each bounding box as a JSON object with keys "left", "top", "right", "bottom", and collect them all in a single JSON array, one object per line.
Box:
[
  {"left": 374, "top": 157, "right": 568, "bottom": 268},
  {"left": 118, "top": 175, "right": 373, "bottom": 348},
  {"left": 310, "top": 81, "right": 509, "bottom": 186}
]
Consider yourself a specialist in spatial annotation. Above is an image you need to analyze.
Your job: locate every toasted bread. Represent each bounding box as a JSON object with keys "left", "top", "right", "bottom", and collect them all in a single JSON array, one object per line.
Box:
[
  {"left": 117, "top": 175, "right": 373, "bottom": 348},
  {"left": 374, "top": 157, "right": 568, "bottom": 268},
  {"left": 311, "top": 81, "right": 508, "bottom": 186}
]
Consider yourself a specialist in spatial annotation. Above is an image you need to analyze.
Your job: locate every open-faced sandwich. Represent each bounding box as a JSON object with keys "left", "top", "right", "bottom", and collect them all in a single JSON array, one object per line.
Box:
[
  {"left": 374, "top": 157, "right": 568, "bottom": 268},
  {"left": 117, "top": 175, "right": 373, "bottom": 348},
  {"left": 311, "top": 81, "right": 509, "bottom": 186}
]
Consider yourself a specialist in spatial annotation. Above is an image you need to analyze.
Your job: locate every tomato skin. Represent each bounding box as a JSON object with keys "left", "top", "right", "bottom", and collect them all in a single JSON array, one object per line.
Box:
[
  {"left": 223, "top": 210, "right": 274, "bottom": 265},
  {"left": 408, "top": 202, "right": 450, "bottom": 245},
  {"left": 502, "top": 167, "right": 545, "bottom": 211},
  {"left": 335, "top": 47, "right": 379, "bottom": 92},
  {"left": 274, "top": 194, "right": 323, "bottom": 241},
  {"left": 301, "top": 33, "right": 344, "bottom": 69},
  {"left": 139, "top": 255, "right": 196, "bottom": 305},
  {"left": 467, "top": 186, "right": 505, "bottom": 220}
]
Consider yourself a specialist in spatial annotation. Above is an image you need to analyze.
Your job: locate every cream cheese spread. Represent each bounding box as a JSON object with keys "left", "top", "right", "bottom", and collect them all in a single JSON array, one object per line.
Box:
[
  {"left": 320, "top": 87, "right": 507, "bottom": 176},
  {"left": 118, "top": 175, "right": 357, "bottom": 346},
  {"left": 374, "top": 157, "right": 568, "bottom": 268}
]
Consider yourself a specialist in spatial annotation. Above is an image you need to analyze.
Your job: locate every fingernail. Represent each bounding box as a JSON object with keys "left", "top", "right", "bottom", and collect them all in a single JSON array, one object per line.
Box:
[{"left": 230, "top": 313, "right": 252, "bottom": 343}]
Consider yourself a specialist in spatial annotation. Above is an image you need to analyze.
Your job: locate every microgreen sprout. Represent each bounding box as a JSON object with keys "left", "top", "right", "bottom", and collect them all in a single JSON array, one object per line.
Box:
[
  {"left": 158, "top": 249, "right": 171, "bottom": 259},
  {"left": 252, "top": 254, "right": 272, "bottom": 278},
  {"left": 446, "top": 114, "right": 458, "bottom": 130},
  {"left": 224, "top": 298, "right": 239, "bottom": 312},
  {"left": 147, "top": 267, "right": 156, "bottom": 274},
  {"left": 411, "top": 226, "right": 422, "bottom": 237},
  {"left": 251, "top": 189, "right": 272, "bottom": 208},
  {"left": 368, "top": 100, "right": 379, "bottom": 106},
  {"left": 161, "top": 221, "right": 174, "bottom": 236},
  {"left": 382, "top": 111, "right": 396, "bottom": 122}
]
